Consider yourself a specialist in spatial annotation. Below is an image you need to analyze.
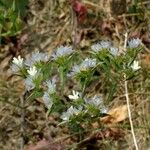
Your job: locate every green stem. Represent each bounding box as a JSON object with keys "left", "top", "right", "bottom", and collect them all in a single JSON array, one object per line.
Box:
[
  {"left": 81, "top": 78, "right": 87, "bottom": 98},
  {"left": 59, "top": 66, "right": 65, "bottom": 95}
]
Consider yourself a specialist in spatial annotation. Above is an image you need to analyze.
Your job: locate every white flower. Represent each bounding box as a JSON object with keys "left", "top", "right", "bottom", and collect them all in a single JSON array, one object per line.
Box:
[
  {"left": 67, "top": 65, "right": 80, "bottom": 77},
  {"left": 46, "top": 77, "right": 56, "bottom": 94},
  {"left": 12, "top": 55, "right": 24, "bottom": 67},
  {"left": 25, "top": 51, "right": 49, "bottom": 67},
  {"left": 109, "top": 47, "right": 119, "bottom": 56},
  {"left": 131, "top": 61, "right": 141, "bottom": 71},
  {"left": 24, "top": 77, "right": 35, "bottom": 91},
  {"left": 100, "top": 106, "right": 108, "bottom": 114},
  {"left": 68, "top": 58, "right": 97, "bottom": 77},
  {"left": 51, "top": 46, "right": 74, "bottom": 60},
  {"left": 43, "top": 92, "right": 53, "bottom": 109},
  {"left": 128, "top": 38, "right": 141, "bottom": 48},
  {"left": 27, "top": 66, "right": 38, "bottom": 77},
  {"left": 60, "top": 106, "right": 82, "bottom": 121},
  {"left": 91, "top": 41, "right": 112, "bottom": 52},
  {"left": 68, "top": 90, "right": 80, "bottom": 100},
  {"left": 85, "top": 95, "right": 102, "bottom": 107},
  {"left": 80, "top": 58, "right": 97, "bottom": 70},
  {"left": 11, "top": 55, "right": 24, "bottom": 72}
]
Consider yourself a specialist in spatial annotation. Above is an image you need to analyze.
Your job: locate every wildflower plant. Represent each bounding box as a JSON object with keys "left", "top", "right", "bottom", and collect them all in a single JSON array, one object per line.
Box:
[{"left": 11, "top": 38, "right": 142, "bottom": 136}]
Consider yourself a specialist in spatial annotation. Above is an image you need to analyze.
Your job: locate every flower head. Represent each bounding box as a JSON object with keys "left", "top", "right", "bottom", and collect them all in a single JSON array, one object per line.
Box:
[
  {"left": 60, "top": 106, "right": 82, "bottom": 121},
  {"left": 25, "top": 51, "right": 49, "bottom": 66},
  {"left": 109, "top": 47, "right": 119, "bottom": 56},
  {"left": 85, "top": 95, "right": 102, "bottom": 107},
  {"left": 24, "top": 77, "right": 35, "bottom": 91},
  {"left": 91, "top": 41, "right": 112, "bottom": 52},
  {"left": 68, "top": 90, "right": 80, "bottom": 100},
  {"left": 51, "top": 46, "right": 74, "bottom": 60},
  {"left": 131, "top": 61, "right": 141, "bottom": 71},
  {"left": 80, "top": 58, "right": 97, "bottom": 70},
  {"left": 68, "top": 58, "right": 97, "bottom": 77},
  {"left": 46, "top": 77, "right": 56, "bottom": 94},
  {"left": 11, "top": 55, "right": 24, "bottom": 72},
  {"left": 100, "top": 106, "right": 108, "bottom": 114},
  {"left": 12, "top": 55, "right": 24, "bottom": 67},
  {"left": 43, "top": 92, "right": 53, "bottom": 109},
  {"left": 128, "top": 38, "right": 141, "bottom": 48},
  {"left": 27, "top": 66, "right": 38, "bottom": 77}
]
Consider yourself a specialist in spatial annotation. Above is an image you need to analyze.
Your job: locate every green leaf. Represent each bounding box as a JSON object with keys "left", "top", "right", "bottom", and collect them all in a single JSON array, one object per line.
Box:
[{"left": 29, "top": 89, "right": 44, "bottom": 100}]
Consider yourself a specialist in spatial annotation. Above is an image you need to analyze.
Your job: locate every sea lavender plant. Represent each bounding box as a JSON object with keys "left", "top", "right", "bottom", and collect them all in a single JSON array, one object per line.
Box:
[{"left": 10, "top": 37, "right": 143, "bottom": 139}]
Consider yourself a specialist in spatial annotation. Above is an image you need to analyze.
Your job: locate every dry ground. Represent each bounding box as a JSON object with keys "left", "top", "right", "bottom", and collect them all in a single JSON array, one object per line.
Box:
[{"left": 0, "top": 0, "right": 150, "bottom": 149}]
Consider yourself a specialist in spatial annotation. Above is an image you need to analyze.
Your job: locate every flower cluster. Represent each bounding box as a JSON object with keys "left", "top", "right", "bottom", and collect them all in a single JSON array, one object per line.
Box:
[
  {"left": 60, "top": 106, "right": 82, "bottom": 121},
  {"left": 51, "top": 46, "right": 74, "bottom": 60},
  {"left": 91, "top": 41, "right": 112, "bottom": 52},
  {"left": 46, "top": 77, "right": 57, "bottom": 94},
  {"left": 43, "top": 92, "right": 53, "bottom": 109},
  {"left": 25, "top": 51, "right": 49, "bottom": 67},
  {"left": 85, "top": 95, "right": 102, "bottom": 107},
  {"left": 60, "top": 94, "right": 108, "bottom": 122},
  {"left": 91, "top": 41, "right": 121, "bottom": 57},
  {"left": 128, "top": 38, "right": 141, "bottom": 48},
  {"left": 11, "top": 40, "right": 142, "bottom": 130},
  {"left": 85, "top": 95, "right": 108, "bottom": 114},
  {"left": 109, "top": 47, "right": 119, "bottom": 56},
  {"left": 68, "top": 58, "right": 97, "bottom": 77},
  {"left": 42, "top": 77, "right": 57, "bottom": 109}
]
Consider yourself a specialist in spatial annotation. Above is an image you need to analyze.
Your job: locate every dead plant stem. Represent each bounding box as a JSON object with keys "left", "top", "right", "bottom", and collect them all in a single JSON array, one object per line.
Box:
[
  {"left": 124, "top": 33, "right": 139, "bottom": 150},
  {"left": 124, "top": 76, "right": 139, "bottom": 150}
]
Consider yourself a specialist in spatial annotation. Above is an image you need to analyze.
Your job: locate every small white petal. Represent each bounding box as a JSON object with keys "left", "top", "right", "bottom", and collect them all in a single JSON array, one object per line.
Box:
[
  {"left": 27, "top": 66, "right": 38, "bottom": 77},
  {"left": 12, "top": 55, "right": 24, "bottom": 67},
  {"left": 68, "top": 90, "right": 80, "bottom": 100},
  {"left": 131, "top": 61, "right": 141, "bottom": 71}
]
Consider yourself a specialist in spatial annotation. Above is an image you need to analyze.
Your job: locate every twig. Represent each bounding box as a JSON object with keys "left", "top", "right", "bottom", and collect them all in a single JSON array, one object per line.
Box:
[{"left": 124, "top": 33, "right": 139, "bottom": 150}]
